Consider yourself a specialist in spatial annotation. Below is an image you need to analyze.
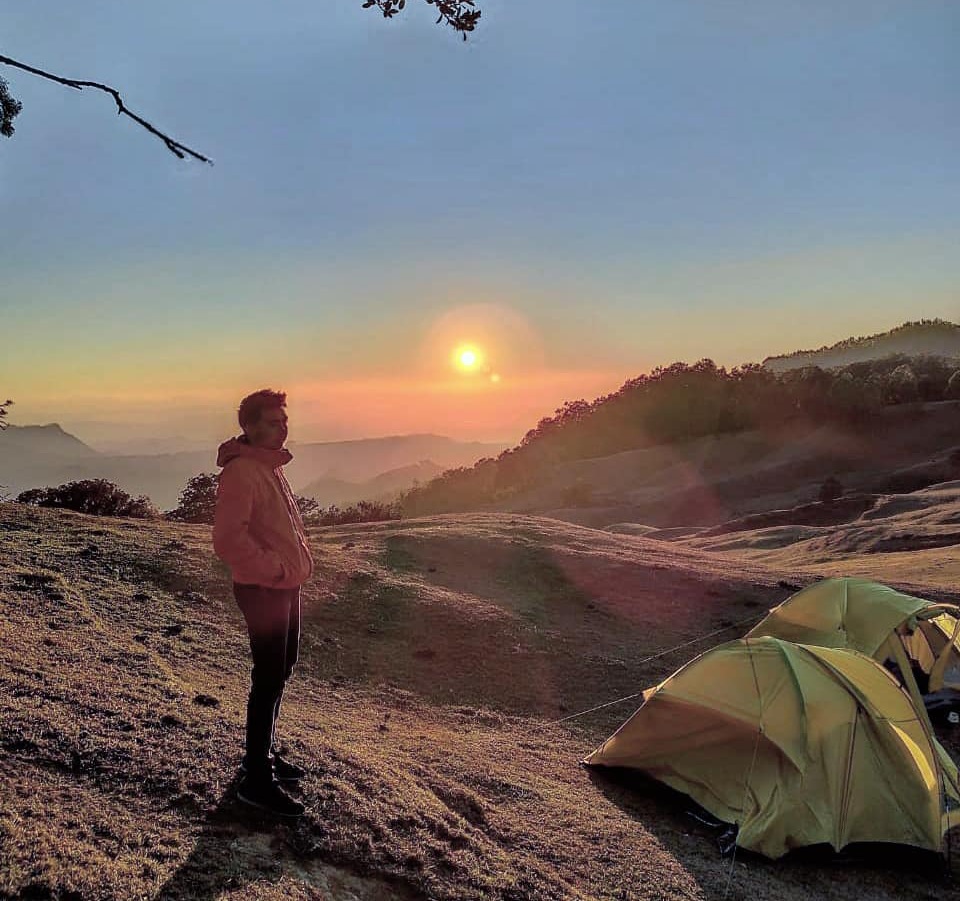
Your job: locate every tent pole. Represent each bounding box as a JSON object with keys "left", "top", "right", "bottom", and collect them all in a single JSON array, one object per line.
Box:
[
  {"left": 885, "top": 634, "right": 960, "bottom": 861},
  {"left": 886, "top": 634, "right": 937, "bottom": 736},
  {"left": 928, "top": 616, "right": 960, "bottom": 693},
  {"left": 724, "top": 637, "right": 763, "bottom": 900}
]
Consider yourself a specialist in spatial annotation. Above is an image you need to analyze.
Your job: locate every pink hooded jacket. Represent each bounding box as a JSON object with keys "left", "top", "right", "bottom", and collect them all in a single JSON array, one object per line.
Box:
[{"left": 213, "top": 436, "right": 314, "bottom": 589}]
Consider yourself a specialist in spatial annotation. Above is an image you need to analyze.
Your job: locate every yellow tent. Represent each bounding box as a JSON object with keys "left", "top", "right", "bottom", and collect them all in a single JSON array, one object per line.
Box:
[
  {"left": 584, "top": 636, "right": 960, "bottom": 859},
  {"left": 747, "top": 578, "right": 960, "bottom": 710}
]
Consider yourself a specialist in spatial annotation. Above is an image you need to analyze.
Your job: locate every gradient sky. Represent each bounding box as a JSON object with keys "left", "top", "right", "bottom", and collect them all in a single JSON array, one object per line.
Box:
[{"left": 1, "top": 1, "right": 957, "bottom": 449}]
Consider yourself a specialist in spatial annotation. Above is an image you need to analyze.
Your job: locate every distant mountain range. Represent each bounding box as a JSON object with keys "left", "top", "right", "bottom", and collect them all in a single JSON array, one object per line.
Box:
[
  {"left": 763, "top": 319, "right": 960, "bottom": 372},
  {"left": 0, "top": 427, "right": 506, "bottom": 509},
  {"left": 299, "top": 460, "right": 446, "bottom": 507}
]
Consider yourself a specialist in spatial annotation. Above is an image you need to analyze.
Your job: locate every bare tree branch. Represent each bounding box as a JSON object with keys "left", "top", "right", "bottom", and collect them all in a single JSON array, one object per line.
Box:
[
  {"left": 0, "top": 3, "right": 480, "bottom": 159},
  {"left": 0, "top": 54, "right": 212, "bottom": 163}
]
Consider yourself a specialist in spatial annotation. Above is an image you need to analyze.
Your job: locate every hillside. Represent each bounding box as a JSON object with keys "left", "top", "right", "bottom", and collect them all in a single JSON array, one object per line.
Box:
[
  {"left": 1, "top": 501, "right": 958, "bottom": 900},
  {"left": 680, "top": 480, "right": 960, "bottom": 595},
  {"left": 496, "top": 401, "right": 960, "bottom": 530},
  {"left": 762, "top": 319, "right": 960, "bottom": 372}
]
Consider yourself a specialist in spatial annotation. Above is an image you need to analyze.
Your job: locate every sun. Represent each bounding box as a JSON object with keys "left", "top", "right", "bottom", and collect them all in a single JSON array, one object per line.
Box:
[{"left": 453, "top": 344, "right": 483, "bottom": 372}]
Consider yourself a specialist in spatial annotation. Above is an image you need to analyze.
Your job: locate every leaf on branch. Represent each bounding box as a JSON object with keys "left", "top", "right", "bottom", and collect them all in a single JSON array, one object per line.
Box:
[
  {"left": 0, "top": 398, "right": 13, "bottom": 431},
  {"left": 362, "top": 0, "right": 481, "bottom": 37},
  {"left": 0, "top": 77, "right": 22, "bottom": 138}
]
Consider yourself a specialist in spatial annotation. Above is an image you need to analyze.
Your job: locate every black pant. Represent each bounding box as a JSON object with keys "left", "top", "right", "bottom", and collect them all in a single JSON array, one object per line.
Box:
[{"left": 233, "top": 583, "right": 301, "bottom": 780}]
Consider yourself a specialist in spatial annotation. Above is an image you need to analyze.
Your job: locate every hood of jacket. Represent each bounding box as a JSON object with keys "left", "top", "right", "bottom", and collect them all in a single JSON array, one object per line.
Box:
[{"left": 216, "top": 435, "right": 293, "bottom": 469}]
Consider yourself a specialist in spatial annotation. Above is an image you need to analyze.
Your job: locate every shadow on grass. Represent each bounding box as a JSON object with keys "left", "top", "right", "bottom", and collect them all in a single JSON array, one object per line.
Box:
[
  {"left": 156, "top": 775, "right": 423, "bottom": 901},
  {"left": 156, "top": 774, "right": 317, "bottom": 901},
  {"left": 495, "top": 544, "right": 594, "bottom": 630},
  {"left": 585, "top": 765, "right": 954, "bottom": 893}
]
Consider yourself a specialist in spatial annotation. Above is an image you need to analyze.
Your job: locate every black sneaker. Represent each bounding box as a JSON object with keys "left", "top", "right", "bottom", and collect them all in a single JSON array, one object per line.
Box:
[
  {"left": 237, "top": 777, "right": 305, "bottom": 818},
  {"left": 272, "top": 753, "right": 307, "bottom": 782},
  {"left": 239, "top": 754, "right": 306, "bottom": 783}
]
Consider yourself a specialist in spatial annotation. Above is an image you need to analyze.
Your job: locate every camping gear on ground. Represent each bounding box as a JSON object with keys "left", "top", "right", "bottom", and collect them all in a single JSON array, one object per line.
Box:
[{"left": 584, "top": 580, "right": 960, "bottom": 859}]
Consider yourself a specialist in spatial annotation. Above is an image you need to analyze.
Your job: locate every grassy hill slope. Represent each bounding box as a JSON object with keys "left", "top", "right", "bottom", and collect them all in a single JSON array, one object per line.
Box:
[
  {"left": 502, "top": 401, "right": 960, "bottom": 529},
  {"left": 1, "top": 504, "right": 957, "bottom": 900},
  {"left": 682, "top": 480, "right": 960, "bottom": 598}
]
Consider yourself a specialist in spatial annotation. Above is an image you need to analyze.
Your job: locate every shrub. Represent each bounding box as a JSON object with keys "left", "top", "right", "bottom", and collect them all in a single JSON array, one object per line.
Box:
[
  {"left": 818, "top": 476, "right": 843, "bottom": 504},
  {"left": 167, "top": 472, "right": 219, "bottom": 523},
  {"left": 169, "top": 475, "right": 323, "bottom": 525},
  {"left": 305, "top": 500, "right": 401, "bottom": 526},
  {"left": 560, "top": 480, "right": 596, "bottom": 508},
  {"left": 827, "top": 371, "right": 879, "bottom": 422},
  {"left": 884, "top": 365, "right": 920, "bottom": 404},
  {"left": 296, "top": 495, "right": 320, "bottom": 519},
  {"left": 17, "top": 479, "right": 157, "bottom": 518}
]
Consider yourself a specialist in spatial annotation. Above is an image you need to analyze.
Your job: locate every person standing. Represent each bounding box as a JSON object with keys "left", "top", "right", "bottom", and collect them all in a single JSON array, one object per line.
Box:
[{"left": 213, "top": 388, "right": 314, "bottom": 817}]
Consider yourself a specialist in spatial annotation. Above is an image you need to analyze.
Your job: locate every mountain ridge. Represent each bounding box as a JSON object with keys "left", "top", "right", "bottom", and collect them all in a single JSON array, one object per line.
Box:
[
  {"left": 762, "top": 319, "right": 960, "bottom": 372},
  {"left": 0, "top": 422, "right": 99, "bottom": 457}
]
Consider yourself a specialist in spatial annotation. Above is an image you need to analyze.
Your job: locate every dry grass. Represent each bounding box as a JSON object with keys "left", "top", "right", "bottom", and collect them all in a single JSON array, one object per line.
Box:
[
  {"left": 1, "top": 501, "right": 958, "bottom": 900},
  {"left": 684, "top": 481, "right": 960, "bottom": 598}
]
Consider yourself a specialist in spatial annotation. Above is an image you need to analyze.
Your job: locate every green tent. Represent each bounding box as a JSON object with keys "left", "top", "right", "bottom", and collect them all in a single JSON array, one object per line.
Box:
[
  {"left": 584, "top": 636, "right": 960, "bottom": 859},
  {"left": 747, "top": 578, "right": 960, "bottom": 721}
]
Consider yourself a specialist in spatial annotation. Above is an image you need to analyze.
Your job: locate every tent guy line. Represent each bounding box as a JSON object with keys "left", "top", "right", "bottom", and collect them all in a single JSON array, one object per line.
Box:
[{"left": 549, "top": 611, "right": 769, "bottom": 726}]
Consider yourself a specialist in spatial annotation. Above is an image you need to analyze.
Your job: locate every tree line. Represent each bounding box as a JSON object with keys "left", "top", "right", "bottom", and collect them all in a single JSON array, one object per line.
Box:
[
  {"left": 8, "top": 473, "right": 401, "bottom": 526},
  {"left": 764, "top": 318, "right": 958, "bottom": 363},
  {"left": 398, "top": 353, "right": 960, "bottom": 515}
]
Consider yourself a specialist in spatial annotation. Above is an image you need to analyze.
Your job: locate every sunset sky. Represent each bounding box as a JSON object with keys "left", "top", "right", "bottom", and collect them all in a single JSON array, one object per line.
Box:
[{"left": 2, "top": 1, "right": 956, "bottom": 450}]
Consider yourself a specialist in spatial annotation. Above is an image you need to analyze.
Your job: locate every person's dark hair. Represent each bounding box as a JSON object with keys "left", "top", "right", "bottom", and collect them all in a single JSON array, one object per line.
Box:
[{"left": 238, "top": 389, "right": 287, "bottom": 430}]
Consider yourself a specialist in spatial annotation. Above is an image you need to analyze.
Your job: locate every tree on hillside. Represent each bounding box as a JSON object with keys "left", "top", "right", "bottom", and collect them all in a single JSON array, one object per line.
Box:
[
  {"left": 295, "top": 495, "right": 321, "bottom": 520},
  {"left": 818, "top": 476, "right": 843, "bottom": 504},
  {"left": 168, "top": 472, "right": 323, "bottom": 523},
  {"left": 167, "top": 472, "right": 219, "bottom": 524},
  {"left": 0, "top": 77, "right": 19, "bottom": 137},
  {"left": 0, "top": 398, "right": 12, "bottom": 430},
  {"left": 0, "top": 1, "right": 481, "bottom": 160},
  {"left": 826, "top": 370, "right": 880, "bottom": 423},
  {"left": 781, "top": 365, "right": 833, "bottom": 418},
  {"left": 884, "top": 364, "right": 920, "bottom": 405}
]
